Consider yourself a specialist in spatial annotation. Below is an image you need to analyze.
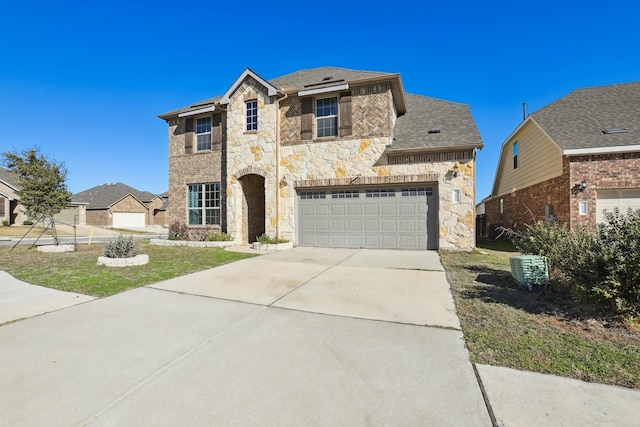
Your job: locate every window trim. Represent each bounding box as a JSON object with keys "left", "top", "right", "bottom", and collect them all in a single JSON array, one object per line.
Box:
[
  {"left": 316, "top": 96, "right": 338, "bottom": 138},
  {"left": 195, "top": 116, "right": 212, "bottom": 151},
  {"left": 246, "top": 99, "right": 258, "bottom": 132},
  {"left": 187, "top": 182, "right": 221, "bottom": 226}
]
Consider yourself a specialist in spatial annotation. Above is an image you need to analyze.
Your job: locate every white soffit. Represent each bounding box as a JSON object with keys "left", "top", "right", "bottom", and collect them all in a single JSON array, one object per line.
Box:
[
  {"left": 564, "top": 144, "right": 640, "bottom": 155},
  {"left": 298, "top": 83, "right": 349, "bottom": 97},
  {"left": 178, "top": 106, "right": 216, "bottom": 117}
]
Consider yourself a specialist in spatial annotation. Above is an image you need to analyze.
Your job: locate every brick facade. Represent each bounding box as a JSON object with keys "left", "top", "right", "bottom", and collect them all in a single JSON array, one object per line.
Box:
[{"left": 486, "top": 153, "right": 640, "bottom": 233}]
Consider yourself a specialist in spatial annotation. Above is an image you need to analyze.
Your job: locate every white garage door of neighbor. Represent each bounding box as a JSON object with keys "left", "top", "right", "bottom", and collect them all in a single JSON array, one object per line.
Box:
[
  {"left": 596, "top": 189, "right": 640, "bottom": 223},
  {"left": 112, "top": 212, "right": 146, "bottom": 228},
  {"left": 297, "top": 186, "right": 438, "bottom": 250}
]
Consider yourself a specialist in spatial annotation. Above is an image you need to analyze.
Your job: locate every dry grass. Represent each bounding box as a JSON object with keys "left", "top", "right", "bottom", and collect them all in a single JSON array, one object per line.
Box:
[{"left": 441, "top": 241, "right": 640, "bottom": 389}]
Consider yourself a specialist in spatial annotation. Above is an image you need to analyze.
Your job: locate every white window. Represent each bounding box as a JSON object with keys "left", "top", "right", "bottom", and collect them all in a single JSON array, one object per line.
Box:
[
  {"left": 316, "top": 97, "right": 338, "bottom": 137},
  {"left": 246, "top": 100, "right": 257, "bottom": 131},
  {"left": 578, "top": 201, "right": 588, "bottom": 215},
  {"left": 188, "top": 183, "right": 220, "bottom": 225},
  {"left": 196, "top": 117, "right": 212, "bottom": 151},
  {"left": 452, "top": 189, "right": 461, "bottom": 204}
]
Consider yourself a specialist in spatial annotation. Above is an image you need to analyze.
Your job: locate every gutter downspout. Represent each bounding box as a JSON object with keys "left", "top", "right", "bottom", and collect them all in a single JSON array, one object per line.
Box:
[{"left": 275, "top": 92, "right": 288, "bottom": 239}]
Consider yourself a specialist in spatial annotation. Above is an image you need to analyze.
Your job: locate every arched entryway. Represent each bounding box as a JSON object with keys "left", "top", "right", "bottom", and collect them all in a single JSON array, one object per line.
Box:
[{"left": 239, "top": 174, "right": 265, "bottom": 244}]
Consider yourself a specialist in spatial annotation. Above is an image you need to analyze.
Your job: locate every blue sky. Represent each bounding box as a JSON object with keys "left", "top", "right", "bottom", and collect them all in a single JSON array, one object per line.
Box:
[{"left": 1, "top": 0, "right": 638, "bottom": 200}]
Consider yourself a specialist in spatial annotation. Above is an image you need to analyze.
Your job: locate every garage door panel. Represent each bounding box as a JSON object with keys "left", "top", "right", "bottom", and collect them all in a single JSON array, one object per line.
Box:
[
  {"left": 381, "top": 219, "right": 397, "bottom": 232},
  {"left": 363, "top": 219, "right": 379, "bottom": 231},
  {"left": 112, "top": 212, "right": 145, "bottom": 228},
  {"left": 298, "top": 185, "right": 437, "bottom": 249},
  {"left": 331, "top": 204, "right": 345, "bottom": 215},
  {"left": 347, "top": 205, "right": 362, "bottom": 215},
  {"left": 596, "top": 189, "right": 640, "bottom": 223}
]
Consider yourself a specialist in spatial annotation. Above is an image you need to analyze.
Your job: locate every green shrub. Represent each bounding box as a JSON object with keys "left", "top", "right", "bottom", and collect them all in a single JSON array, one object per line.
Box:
[
  {"left": 256, "top": 233, "right": 289, "bottom": 244},
  {"left": 2, "top": 220, "right": 8, "bottom": 226},
  {"left": 515, "top": 210, "right": 640, "bottom": 316},
  {"left": 209, "top": 232, "right": 233, "bottom": 241},
  {"left": 104, "top": 235, "right": 139, "bottom": 258},
  {"left": 22, "top": 220, "right": 34, "bottom": 226}
]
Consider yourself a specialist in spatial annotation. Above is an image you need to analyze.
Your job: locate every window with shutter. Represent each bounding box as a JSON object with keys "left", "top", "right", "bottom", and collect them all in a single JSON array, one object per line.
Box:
[{"left": 316, "top": 97, "right": 338, "bottom": 137}]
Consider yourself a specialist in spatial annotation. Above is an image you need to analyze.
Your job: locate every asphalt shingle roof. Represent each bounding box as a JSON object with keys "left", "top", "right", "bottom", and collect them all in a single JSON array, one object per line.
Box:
[
  {"left": 0, "top": 167, "right": 19, "bottom": 189},
  {"left": 531, "top": 81, "right": 640, "bottom": 150},
  {"left": 268, "top": 67, "right": 393, "bottom": 91},
  {"left": 73, "top": 183, "right": 160, "bottom": 209},
  {"left": 391, "top": 94, "right": 483, "bottom": 150}
]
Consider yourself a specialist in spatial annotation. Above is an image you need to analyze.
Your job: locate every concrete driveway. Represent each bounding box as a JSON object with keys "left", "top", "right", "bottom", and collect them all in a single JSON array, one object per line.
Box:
[{"left": 0, "top": 248, "right": 492, "bottom": 426}]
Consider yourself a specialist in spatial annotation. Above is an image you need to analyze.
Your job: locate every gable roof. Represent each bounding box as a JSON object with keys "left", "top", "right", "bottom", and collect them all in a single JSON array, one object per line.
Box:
[
  {"left": 0, "top": 167, "right": 19, "bottom": 190},
  {"left": 158, "top": 66, "right": 407, "bottom": 119},
  {"left": 73, "top": 183, "right": 160, "bottom": 209},
  {"left": 531, "top": 81, "right": 640, "bottom": 151},
  {"left": 391, "top": 94, "right": 483, "bottom": 151}
]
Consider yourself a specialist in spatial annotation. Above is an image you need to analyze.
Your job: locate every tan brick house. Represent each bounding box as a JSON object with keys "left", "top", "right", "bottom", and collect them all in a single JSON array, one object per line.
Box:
[
  {"left": 159, "top": 67, "right": 483, "bottom": 249},
  {"left": 484, "top": 81, "right": 640, "bottom": 233},
  {"left": 73, "top": 182, "right": 167, "bottom": 227},
  {"left": 0, "top": 167, "right": 27, "bottom": 226}
]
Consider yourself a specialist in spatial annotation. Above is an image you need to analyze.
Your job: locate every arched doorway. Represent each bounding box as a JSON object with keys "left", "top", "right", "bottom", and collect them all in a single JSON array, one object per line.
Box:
[{"left": 239, "top": 174, "right": 265, "bottom": 244}]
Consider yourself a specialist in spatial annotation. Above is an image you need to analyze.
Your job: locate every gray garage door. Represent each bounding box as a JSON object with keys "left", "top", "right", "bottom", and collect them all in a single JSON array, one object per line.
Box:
[{"left": 298, "top": 186, "right": 438, "bottom": 250}]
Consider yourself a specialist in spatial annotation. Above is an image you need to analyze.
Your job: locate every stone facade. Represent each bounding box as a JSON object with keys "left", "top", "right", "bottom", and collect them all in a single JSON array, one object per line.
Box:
[
  {"left": 485, "top": 152, "right": 640, "bottom": 233},
  {"left": 163, "top": 72, "right": 480, "bottom": 250}
]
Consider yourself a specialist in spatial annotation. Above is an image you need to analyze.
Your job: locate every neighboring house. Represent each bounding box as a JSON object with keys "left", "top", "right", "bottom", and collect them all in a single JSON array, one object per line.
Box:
[
  {"left": 0, "top": 167, "right": 27, "bottom": 225},
  {"left": 73, "top": 183, "right": 167, "bottom": 228},
  {"left": 484, "top": 81, "right": 640, "bottom": 234},
  {"left": 159, "top": 67, "right": 483, "bottom": 250}
]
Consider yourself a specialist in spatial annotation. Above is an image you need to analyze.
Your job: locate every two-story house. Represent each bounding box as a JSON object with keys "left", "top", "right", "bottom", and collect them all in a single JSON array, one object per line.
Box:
[
  {"left": 159, "top": 67, "right": 483, "bottom": 250},
  {"left": 485, "top": 81, "right": 640, "bottom": 233}
]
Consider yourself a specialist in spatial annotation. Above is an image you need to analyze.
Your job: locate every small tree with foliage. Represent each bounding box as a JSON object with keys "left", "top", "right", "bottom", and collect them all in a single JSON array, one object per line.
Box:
[{"left": 1, "top": 148, "right": 72, "bottom": 244}]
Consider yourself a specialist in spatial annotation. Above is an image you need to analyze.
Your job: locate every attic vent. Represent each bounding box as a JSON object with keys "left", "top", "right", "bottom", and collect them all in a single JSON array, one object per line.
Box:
[
  {"left": 602, "top": 128, "right": 631, "bottom": 134},
  {"left": 303, "top": 78, "right": 345, "bottom": 88},
  {"left": 428, "top": 128, "right": 441, "bottom": 134}
]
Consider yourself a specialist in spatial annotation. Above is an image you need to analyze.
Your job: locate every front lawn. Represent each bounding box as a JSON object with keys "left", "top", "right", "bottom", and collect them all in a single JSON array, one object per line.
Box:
[
  {"left": 0, "top": 242, "right": 256, "bottom": 297},
  {"left": 441, "top": 242, "right": 640, "bottom": 389}
]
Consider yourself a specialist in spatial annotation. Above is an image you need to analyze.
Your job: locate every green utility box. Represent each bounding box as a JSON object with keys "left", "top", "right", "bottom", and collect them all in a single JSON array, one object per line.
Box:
[{"left": 509, "top": 255, "right": 548, "bottom": 291}]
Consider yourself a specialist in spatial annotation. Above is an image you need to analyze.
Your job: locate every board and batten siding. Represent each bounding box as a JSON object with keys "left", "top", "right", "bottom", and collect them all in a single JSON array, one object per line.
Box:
[{"left": 495, "top": 120, "right": 563, "bottom": 197}]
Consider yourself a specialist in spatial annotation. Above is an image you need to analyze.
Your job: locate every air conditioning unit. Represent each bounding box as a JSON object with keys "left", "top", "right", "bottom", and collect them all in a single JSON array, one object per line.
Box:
[{"left": 509, "top": 255, "right": 548, "bottom": 292}]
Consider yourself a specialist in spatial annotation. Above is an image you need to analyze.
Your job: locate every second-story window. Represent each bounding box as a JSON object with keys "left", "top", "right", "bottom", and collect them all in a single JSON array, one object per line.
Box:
[
  {"left": 246, "top": 100, "right": 257, "bottom": 131},
  {"left": 513, "top": 141, "right": 519, "bottom": 169},
  {"left": 196, "top": 117, "right": 212, "bottom": 151},
  {"left": 316, "top": 97, "right": 338, "bottom": 137}
]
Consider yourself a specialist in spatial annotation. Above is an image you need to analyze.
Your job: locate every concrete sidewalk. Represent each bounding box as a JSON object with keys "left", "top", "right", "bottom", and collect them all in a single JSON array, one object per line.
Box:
[
  {"left": 0, "top": 271, "right": 95, "bottom": 325},
  {"left": 1, "top": 247, "right": 639, "bottom": 426}
]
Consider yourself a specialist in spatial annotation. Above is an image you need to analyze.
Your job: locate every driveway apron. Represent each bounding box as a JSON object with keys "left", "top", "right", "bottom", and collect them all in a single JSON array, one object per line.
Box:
[{"left": 0, "top": 248, "right": 492, "bottom": 426}]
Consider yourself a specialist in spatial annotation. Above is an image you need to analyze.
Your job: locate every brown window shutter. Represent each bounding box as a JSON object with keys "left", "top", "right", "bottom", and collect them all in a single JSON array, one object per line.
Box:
[
  {"left": 212, "top": 114, "right": 222, "bottom": 146},
  {"left": 339, "top": 92, "right": 352, "bottom": 137},
  {"left": 300, "top": 97, "right": 313, "bottom": 140},
  {"left": 184, "top": 118, "right": 193, "bottom": 154}
]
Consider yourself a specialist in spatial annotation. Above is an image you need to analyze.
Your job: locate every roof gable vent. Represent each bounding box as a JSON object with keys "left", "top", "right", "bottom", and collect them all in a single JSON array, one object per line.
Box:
[{"left": 428, "top": 127, "right": 441, "bottom": 134}]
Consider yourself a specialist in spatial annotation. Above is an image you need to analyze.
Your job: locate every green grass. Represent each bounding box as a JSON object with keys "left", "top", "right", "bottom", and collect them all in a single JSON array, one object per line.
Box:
[
  {"left": 441, "top": 243, "right": 640, "bottom": 389},
  {"left": 0, "top": 242, "right": 256, "bottom": 297}
]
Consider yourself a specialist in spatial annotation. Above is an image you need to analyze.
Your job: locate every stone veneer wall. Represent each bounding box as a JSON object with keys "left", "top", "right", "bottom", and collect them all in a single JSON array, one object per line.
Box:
[
  {"left": 279, "top": 137, "right": 476, "bottom": 249},
  {"left": 225, "top": 80, "right": 277, "bottom": 244}
]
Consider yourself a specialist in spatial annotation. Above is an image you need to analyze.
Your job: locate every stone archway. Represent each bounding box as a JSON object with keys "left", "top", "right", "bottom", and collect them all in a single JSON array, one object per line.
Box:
[{"left": 239, "top": 174, "right": 265, "bottom": 244}]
